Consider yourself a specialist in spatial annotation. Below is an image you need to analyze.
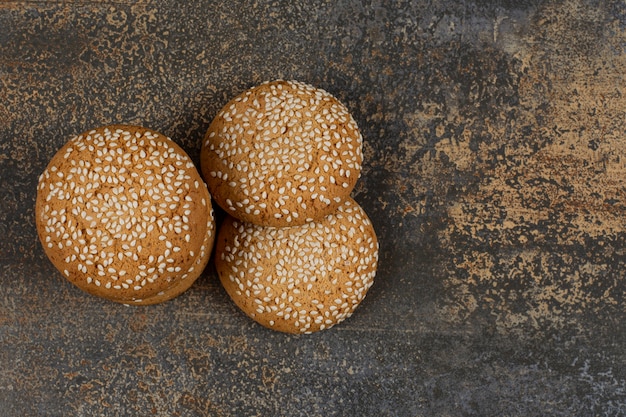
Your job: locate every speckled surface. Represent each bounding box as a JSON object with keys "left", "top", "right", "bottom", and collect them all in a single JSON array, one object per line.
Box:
[{"left": 1, "top": 0, "right": 626, "bottom": 415}]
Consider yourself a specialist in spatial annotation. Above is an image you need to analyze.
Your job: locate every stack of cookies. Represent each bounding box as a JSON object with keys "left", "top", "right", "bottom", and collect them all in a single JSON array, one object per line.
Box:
[
  {"left": 34, "top": 81, "right": 378, "bottom": 334},
  {"left": 201, "top": 80, "right": 379, "bottom": 334}
]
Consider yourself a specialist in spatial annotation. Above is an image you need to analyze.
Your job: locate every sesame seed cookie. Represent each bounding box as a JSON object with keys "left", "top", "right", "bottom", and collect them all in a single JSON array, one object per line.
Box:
[
  {"left": 201, "top": 80, "right": 363, "bottom": 227},
  {"left": 215, "top": 197, "right": 379, "bottom": 334},
  {"left": 35, "top": 125, "right": 216, "bottom": 305}
]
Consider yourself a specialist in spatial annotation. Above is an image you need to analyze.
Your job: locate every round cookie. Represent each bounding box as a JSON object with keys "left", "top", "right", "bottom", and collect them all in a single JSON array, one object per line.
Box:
[
  {"left": 201, "top": 79, "right": 363, "bottom": 227},
  {"left": 35, "top": 125, "right": 216, "bottom": 305},
  {"left": 215, "top": 197, "right": 379, "bottom": 334}
]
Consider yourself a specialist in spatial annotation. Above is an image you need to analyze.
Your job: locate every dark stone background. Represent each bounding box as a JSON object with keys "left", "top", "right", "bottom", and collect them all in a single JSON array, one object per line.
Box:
[{"left": 2, "top": 0, "right": 626, "bottom": 415}]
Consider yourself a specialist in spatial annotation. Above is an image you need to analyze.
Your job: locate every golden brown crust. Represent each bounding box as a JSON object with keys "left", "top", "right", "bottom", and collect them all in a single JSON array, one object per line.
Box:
[
  {"left": 127, "top": 217, "right": 213, "bottom": 305},
  {"left": 215, "top": 197, "right": 378, "bottom": 334},
  {"left": 35, "top": 125, "right": 215, "bottom": 304},
  {"left": 201, "top": 80, "right": 363, "bottom": 227}
]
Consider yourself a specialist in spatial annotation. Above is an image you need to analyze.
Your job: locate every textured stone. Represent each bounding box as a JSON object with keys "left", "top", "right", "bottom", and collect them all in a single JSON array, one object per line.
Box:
[{"left": 1, "top": 0, "right": 626, "bottom": 415}]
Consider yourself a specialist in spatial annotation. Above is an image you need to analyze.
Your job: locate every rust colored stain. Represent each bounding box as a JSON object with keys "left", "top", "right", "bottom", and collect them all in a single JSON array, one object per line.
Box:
[{"left": 437, "top": 0, "right": 626, "bottom": 332}]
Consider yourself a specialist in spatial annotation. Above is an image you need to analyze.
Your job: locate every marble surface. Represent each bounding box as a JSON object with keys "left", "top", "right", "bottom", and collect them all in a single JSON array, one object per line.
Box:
[{"left": 1, "top": 0, "right": 626, "bottom": 415}]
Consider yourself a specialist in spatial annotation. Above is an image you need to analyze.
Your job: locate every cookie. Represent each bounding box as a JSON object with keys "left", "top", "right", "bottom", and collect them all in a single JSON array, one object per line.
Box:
[
  {"left": 201, "top": 80, "right": 363, "bottom": 227},
  {"left": 35, "top": 125, "right": 215, "bottom": 305},
  {"left": 215, "top": 197, "right": 378, "bottom": 334}
]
